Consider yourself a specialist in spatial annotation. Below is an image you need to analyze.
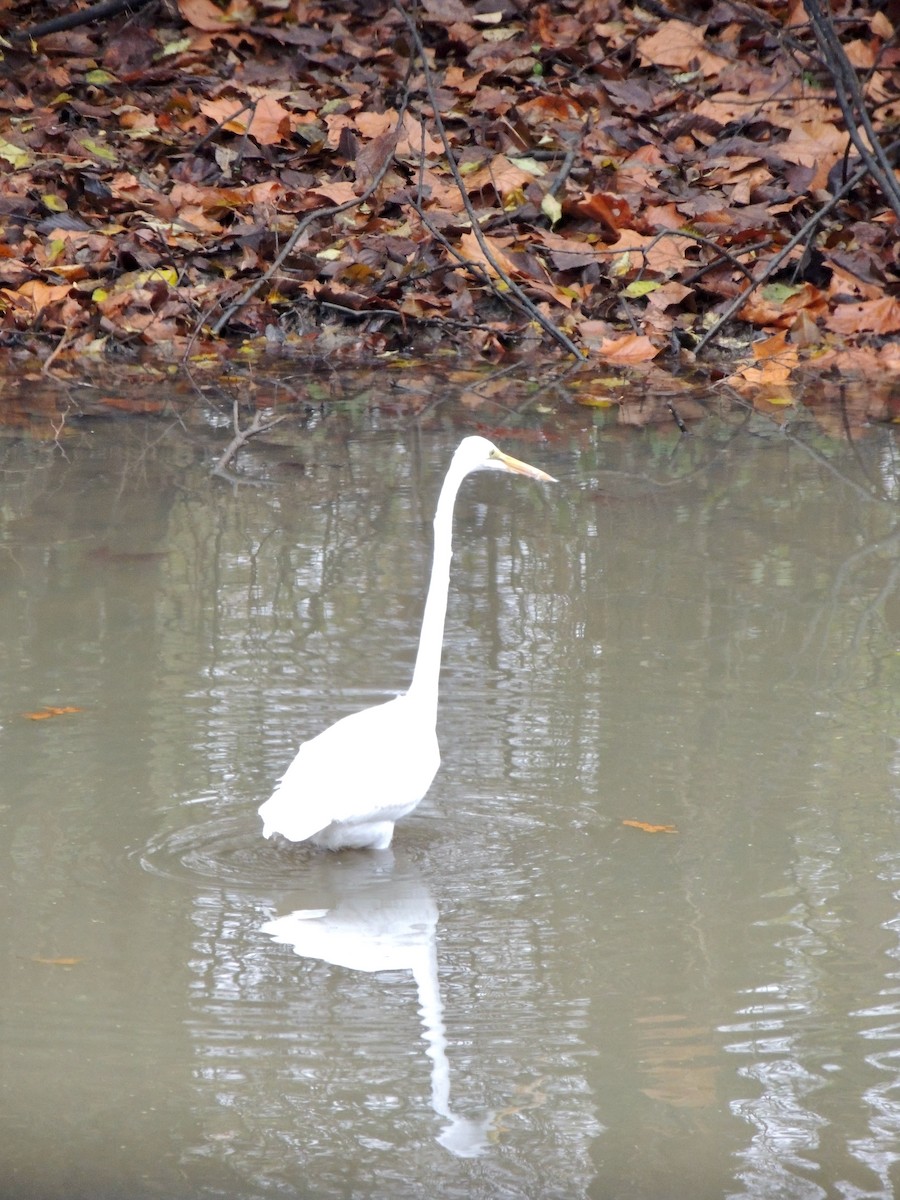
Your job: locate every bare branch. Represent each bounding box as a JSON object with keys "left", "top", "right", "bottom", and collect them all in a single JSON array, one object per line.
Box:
[
  {"left": 804, "top": 0, "right": 900, "bottom": 220},
  {"left": 212, "top": 399, "right": 286, "bottom": 479}
]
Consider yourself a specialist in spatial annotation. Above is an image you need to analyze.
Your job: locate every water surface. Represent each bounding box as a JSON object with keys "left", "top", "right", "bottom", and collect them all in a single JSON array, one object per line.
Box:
[{"left": 1, "top": 398, "right": 898, "bottom": 1199}]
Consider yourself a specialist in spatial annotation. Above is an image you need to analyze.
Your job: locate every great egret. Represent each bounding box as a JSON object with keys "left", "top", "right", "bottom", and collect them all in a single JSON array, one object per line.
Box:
[{"left": 258, "top": 435, "right": 556, "bottom": 850}]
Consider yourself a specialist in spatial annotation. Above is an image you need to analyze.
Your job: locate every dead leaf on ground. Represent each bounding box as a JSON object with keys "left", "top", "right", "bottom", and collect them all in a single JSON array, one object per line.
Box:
[{"left": 583, "top": 331, "right": 660, "bottom": 363}]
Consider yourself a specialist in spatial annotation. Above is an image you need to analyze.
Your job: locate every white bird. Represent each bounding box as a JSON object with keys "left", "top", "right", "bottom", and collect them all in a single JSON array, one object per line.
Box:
[{"left": 258, "top": 435, "right": 556, "bottom": 850}]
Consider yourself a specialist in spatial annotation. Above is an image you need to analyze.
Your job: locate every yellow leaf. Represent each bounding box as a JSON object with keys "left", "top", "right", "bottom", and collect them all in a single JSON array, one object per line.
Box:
[
  {"left": 0, "top": 137, "right": 31, "bottom": 169},
  {"left": 622, "top": 280, "right": 660, "bottom": 298},
  {"left": 107, "top": 267, "right": 178, "bottom": 295},
  {"left": 85, "top": 69, "right": 118, "bottom": 86},
  {"left": 508, "top": 156, "right": 546, "bottom": 177},
  {"left": 541, "top": 193, "right": 562, "bottom": 228},
  {"left": 577, "top": 395, "right": 616, "bottom": 408},
  {"left": 159, "top": 36, "right": 192, "bottom": 57},
  {"left": 79, "top": 138, "right": 118, "bottom": 164}
]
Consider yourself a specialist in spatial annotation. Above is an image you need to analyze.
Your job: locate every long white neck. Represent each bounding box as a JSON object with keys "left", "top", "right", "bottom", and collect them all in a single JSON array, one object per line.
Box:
[{"left": 407, "top": 457, "right": 469, "bottom": 717}]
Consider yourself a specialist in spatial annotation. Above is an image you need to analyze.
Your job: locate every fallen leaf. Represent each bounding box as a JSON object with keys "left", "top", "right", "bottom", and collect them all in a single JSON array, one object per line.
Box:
[
  {"left": 30, "top": 956, "right": 83, "bottom": 966},
  {"left": 584, "top": 332, "right": 660, "bottom": 363},
  {"left": 623, "top": 819, "right": 678, "bottom": 833},
  {"left": 199, "top": 95, "right": 293, "bottom": 147},
  {"left": 458, "top": 231, "right": 521, "bottom": 279},
  {"left": 827, "top": 297, "right": 900, "bottom": 336},
  {"left": 23, "top": 706, "right": 83, "bottom": 720},
  {"left": 178, "top": 0, "right": 253, "bottom": 31},
  {"left": 637, "top": 20, "right": 731, "bottom": 77}
]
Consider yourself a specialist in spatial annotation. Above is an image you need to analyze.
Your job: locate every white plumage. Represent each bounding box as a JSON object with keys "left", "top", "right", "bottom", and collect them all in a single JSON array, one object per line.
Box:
[{"left": 258, "top": 435, "right": 555, "bottom": 850}]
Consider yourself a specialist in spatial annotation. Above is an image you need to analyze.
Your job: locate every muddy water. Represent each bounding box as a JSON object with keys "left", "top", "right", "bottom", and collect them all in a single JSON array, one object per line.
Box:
[{"left": 1, "top": 404, "right": 898, "bottom": 1199}]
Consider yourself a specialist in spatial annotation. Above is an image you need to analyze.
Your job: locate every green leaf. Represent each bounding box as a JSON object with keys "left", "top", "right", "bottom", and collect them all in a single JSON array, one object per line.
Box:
[
  {"left": 157, "top": 36, "right": 191, "bottom": 58},
  {"left": 762, "top": 283, "right": 805, "bottom": 304}
]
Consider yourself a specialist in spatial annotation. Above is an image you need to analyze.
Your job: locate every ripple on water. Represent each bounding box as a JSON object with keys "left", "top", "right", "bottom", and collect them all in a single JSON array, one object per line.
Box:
[{"left": 136, "top": 807, "right": 318, "bottom": 890}]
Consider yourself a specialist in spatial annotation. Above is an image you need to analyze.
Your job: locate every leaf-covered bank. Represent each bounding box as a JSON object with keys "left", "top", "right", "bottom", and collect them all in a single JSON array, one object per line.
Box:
[{"left": 1, "top": 0, "right": 899, "bottom": 406}]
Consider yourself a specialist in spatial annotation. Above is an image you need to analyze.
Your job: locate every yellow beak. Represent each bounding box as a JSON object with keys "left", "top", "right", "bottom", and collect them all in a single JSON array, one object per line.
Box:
[{"left": 491, "top": 448, "right": 557, "bottom": 483}]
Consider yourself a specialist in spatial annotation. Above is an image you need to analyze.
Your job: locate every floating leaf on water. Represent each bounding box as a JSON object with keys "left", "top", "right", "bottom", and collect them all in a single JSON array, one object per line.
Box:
[
  {"left": 623, "top": 819, "right": 678, "bottom": 833},
  {"left": 577, "top": 395, "right": 616, "bottom": 408},
  {"left": 23, "top": 705, "right": 83, "bottom": 721}
]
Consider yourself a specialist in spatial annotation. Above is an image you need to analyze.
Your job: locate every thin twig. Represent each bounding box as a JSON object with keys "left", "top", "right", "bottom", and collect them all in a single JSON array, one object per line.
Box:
[
  {"left": 212, "top": 399, "right": 286, "bottom": 478},
  {"left": 187, "top": 99, "right": 256, "bottom": 158},
  {"left": 804, "top": 0, "right": 900, "bottom": 220},
  {"left": 666, "top": 400, "right": 688, "bottom": 434},
  {"left": 41, "top": 326, "right": 73, "bottom": 375},
  {"left": 12, "top": 0, "right": 152, "bottom": 39},
  {"left": 546, "top": 120, "right": 589, "bottom": 199}
]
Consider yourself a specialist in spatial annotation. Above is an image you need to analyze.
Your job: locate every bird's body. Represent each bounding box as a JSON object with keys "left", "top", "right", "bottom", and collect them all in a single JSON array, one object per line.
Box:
[
  {"left": 260, "top": 693, "right": 439, "bottom": 849},
  {"left": 258, "top": 436, "right": 555, "bottom": 850}
]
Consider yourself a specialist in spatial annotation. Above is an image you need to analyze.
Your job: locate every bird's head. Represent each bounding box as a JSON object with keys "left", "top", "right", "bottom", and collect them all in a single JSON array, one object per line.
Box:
[{"left": 453, "top": 435, "right": 557, "bottom": 483}]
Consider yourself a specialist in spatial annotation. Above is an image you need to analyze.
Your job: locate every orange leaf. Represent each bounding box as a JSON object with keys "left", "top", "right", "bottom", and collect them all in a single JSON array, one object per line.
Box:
[
  {"left": 355, "top": 110, "right": 442, "bottom": 159},
  {"left": 198, "top": 95, "right": 293, "bottom": 147},
  {"left": 752, "top": 330, "right": 791, "bottom": 359},
  {"left": 457, "top": 231, "right": 519, "bottom": 279},
  {"left": 827, "top": 298, "right": 900, "bottom": 336},
  {"left": 623, "top": 819, "right": 678, "bottom": 833},
  {"left": 637, "top": 20, "right": 731, "bottom": 77},
  {"left": 1, "top": 281, "right": 71, "bottom": 314},
  {"left": 463, "top": 155, "right": 535, "bottom": 203},
  {"left": 309, "top": 181, "right": 358, "bottom": 205},
  {"left": 178, "top": 0, "right": 253, "bottom": 31},
  {"left": 23, "top": 705, "right": 82, "bottom": 720},
  {"left": 570, "top": 192, "right": 630, "bottom": 233},
  {"left": 739, "top": 283, "right": 827, "bottom": 328},
  {"left": 584, "top": 331, "right": 660, "bottom": 363},
  {"left": 518, "top": 94, "right": 585, "bottom": 124}
]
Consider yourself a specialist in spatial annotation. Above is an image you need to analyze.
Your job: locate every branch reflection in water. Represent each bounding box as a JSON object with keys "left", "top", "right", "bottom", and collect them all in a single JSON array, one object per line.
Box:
[{"left": 261, "top": 852, "right": 493, "bottom": 1158}]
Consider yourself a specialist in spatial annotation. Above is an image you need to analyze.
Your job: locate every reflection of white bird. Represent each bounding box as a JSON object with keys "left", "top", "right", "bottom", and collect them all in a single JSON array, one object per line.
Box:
[
  {"left": 262, "top": 860, "right": 493, "bottom": 1157},
  {"left": 259, "top": 436, "right": 555, "bottom": 850}
]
